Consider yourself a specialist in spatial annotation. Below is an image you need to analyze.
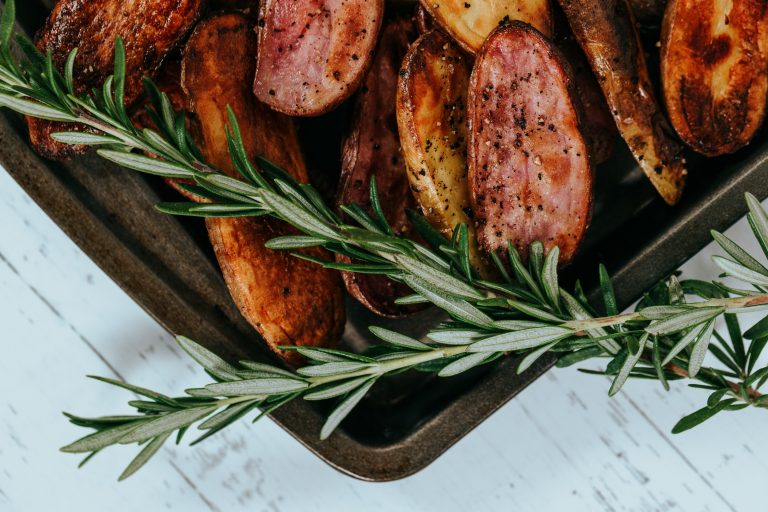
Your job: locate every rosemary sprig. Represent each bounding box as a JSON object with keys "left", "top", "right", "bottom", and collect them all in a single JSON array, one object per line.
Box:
[{"left": 0, "top": 0, "right": 767, "bottom": 479}]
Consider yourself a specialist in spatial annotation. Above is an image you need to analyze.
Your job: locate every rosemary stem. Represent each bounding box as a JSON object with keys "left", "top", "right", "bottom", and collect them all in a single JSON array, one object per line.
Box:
[
  {"left": 563, "top": 293, "right": 768, "bottom": 332},
  {"left": 308, "top": 345, "right": 470, "bottom": 386}
]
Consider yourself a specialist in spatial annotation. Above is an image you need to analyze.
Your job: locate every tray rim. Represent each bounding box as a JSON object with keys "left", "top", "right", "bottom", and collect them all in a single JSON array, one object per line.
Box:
[{"left": 4, "top": 111, "right": 768, "bottom": 481}]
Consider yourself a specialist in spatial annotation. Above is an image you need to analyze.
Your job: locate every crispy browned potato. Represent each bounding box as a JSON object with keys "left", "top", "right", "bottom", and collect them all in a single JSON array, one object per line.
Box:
[
  {"left": 29, "top": 0, "right": 203, "bottom": 160},
  {"left": 468, "top": 22, "right": 593, "bottom": 264},
  {"left": 415, "top": 4, "right": 435, "bottom": 34},
  {"left": 554, "top": 23, "right": 617, "bottom": 165},
  {"left": 558, "top": 0, "right": 687, "bottom": 205},
  {"left": 253, "top": 0, "right": 384, "bottom": 116},
  {"left": 418, "top": 0, "right": 553, "bottom": 53},
  {"left": 397, "top": 30, "right": 488, "bottom": 274},
  {"left": 182, "top": 13, "right": 345, "bottom": 363},
  {"left": 661, "top": 0, "right": 768, "bottom": 156},
  {"left": 338, "top": 18, "right": 422, "bottom": 317}
]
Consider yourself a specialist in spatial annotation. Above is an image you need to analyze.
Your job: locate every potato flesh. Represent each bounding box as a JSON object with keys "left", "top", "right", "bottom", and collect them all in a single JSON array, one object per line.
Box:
[
  {"left": 419, "top": 0, "right": 553, "bottom": 53},
  {"left": 397, "top": 30, "right": 487, "bottom": 273}
]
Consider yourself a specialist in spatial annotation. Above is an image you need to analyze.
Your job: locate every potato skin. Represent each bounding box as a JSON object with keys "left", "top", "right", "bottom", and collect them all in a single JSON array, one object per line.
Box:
[
  {"left": 338, "top": 18, "right": 423, "bottom": 317},
  {"left": 661, "top": 0, "right": 768, "bottom": 156},
  {"left": 253, "top": 0, "right": 384, "bottom": 116},
  {"left": 468, "top": 22, "right": 593, "bottom": 265},
  {"left": 558, "top": 0, "right": 687, "bottom": 205},
  {"left": 182, "top": 13, "right": 345, "bottom": 363},
  {"left": 418, "top": 0, "right": 553, "bottom": 53},
  {"left": 29, "top": 0, "right": 203, "bottom": 160},
  {"left": 415, "top": 4, "right": 435, "bottom": 34},
  {"left": 396, "top": 30, "right": 487, "bottom": 274},
  {"left": 554, "top": 24, "right": 617, "bottom": 165}
]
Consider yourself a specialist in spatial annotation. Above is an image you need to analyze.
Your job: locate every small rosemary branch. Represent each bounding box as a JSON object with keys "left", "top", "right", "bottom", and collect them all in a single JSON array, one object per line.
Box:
[{"left": 0, "top": 0, "right": 766, "bottom": 480}]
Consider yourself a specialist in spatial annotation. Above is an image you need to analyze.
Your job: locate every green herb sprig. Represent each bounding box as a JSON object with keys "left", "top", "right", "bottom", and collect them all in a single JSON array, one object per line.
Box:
[{"left": 0, "top": 0, "right": 766, "bottom": 479}]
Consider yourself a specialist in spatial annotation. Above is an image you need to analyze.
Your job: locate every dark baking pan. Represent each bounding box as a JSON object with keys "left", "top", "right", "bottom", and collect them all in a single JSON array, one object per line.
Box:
[{"left": 2, "top": 0, "right": 768, "bottom": 482}]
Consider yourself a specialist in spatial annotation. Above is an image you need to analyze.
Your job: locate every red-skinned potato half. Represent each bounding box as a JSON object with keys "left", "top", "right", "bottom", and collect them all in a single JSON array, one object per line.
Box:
[
  {"left": 182, "top": 13, "right": 345, "bottom": 364},
  {"left": 396, "top": 30, "right": 489, "bottom": 275},
  {"left": 253, "top": 0, "right": 384, "bottom": 116},
  {"left": 29, "top": 0, "right": 203, "bottom": 160},
  {"left": 338, "top": 18, "right": 423, "bottom": 317},
  {"left": 418, "top": 0, "right": 553, "bottom": 53},
  {"left": 468, "top": 22, "right": 593, "bottom": 265},
  {"left": 661, "top": 0, "right": 768, "bottom": 156},
  {"left": 557, "top": 0, "right": 687, "bottom": 205}
]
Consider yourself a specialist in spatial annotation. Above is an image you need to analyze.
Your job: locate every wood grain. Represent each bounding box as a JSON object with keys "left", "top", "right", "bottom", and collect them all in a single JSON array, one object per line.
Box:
[{"left": 1, "top": 168, "right": 766, "bottom": 510}]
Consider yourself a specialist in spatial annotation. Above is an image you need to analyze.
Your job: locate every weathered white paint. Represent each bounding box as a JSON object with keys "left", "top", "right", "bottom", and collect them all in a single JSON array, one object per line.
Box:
[{"left": 0, "top": 168, "right": 765, "bottom": 512}]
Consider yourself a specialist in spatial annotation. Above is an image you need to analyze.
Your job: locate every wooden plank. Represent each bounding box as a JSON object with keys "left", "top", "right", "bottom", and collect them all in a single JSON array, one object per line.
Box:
[{"left": 2, "top": 168, "right": 767, "bottom": 510}]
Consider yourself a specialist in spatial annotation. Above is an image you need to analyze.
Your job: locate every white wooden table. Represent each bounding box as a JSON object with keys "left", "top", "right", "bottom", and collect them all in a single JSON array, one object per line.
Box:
[{"left": 1, "top": 168, "right": 766, "bottom": 512}]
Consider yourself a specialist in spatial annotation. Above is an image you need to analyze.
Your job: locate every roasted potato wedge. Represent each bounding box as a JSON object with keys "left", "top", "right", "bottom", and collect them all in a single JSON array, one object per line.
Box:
[
  {"left": 418, "top": 0, "right": 553, "bottom": 53},
  {"left": 253, "top": 0, "right": 384, "bottom": 116},
  {"left": 661, "top": 0, "right": 768, "bottom": 156},
  {"left": 338, "top": 18, "right": 422, "bottom": 317},
  {"left": 554, "top": 22, "right": 617, "bottom": 165},
  {"left": 468, "top": 22, "right": 593, "bottom": 264},
  {"left": 558, "top": 0, "right": 687, "bottom": 205},
  {"left": 183, "top": 13, "right": 345, "bottom": 363},
  {"left": 397, "top": 30, "right": 487, "bottom": 274},
  {"left": 29, "top": 0, "right": 203, "bottom": 160}
]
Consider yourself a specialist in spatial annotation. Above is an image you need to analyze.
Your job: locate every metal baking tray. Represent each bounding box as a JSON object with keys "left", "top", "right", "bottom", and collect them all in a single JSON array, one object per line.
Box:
[{"left": 3, "top": 0, "right": 768, "bottom": 481}]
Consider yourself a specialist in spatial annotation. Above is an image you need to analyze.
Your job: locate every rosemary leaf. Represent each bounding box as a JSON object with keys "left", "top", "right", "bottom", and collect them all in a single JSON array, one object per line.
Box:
[
  {"left": 439, "top": 352, "right": 492, "bottom": 377},
  {"left": 369, "top": 326, "right": 431, "bottom": 351},
  {"left": 404, "top": 275, "right": 495, "bottom": 328},
  {"left": 469, "top": 326, "right": 573, "bottom": 352},
  {"left": 60, "top": 422, "right": 143, "bottom": 454},
  {"left": 645, "top": 307, "right": 723, "bottom": 336},
  {"left": 320, "top": 378, "right": 377, "bottom": 440},
  {"left": 746, "top": 193, "right": 768, "bottom": 260},
  {"left": 599, "top": 264, "right": 618, "bottom": 316},
  {"left": 205, "top": 379, "right": 308, "bottom": 396},
  {"left": 711, "top": 230, "right": 768, "bottom": 275},
  {"left": 609, "top": 333, "right": 649, "bottom": 396},
  {"left": 713, "top": 256, "right": 768, "bottom": 287},
  {"left": 176, "top": 336, "right": 240, "bottom": 381},
  {"left": 118, "top": 432, "right": 172, "bottom": 481},
  {"left": 97, "top": 149, "right": 193, "bottom": 178},
  {"left": 304, "top": 376, "right": 373, "bottom": 401},
  {"left": 297, "top": 361, "right": 373, "bottom": 378},
  {"left": 688, "top": 320, "right": 715, "bottom": 378},
  {"left": 118, "top": 407, "right": 218, "bottom": 445},
  {"left": 517, "top": 340, "right": 559, "bottom": 374},
  {"left": 672, "top": 399, "right": 736, "bottom": 434}
]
